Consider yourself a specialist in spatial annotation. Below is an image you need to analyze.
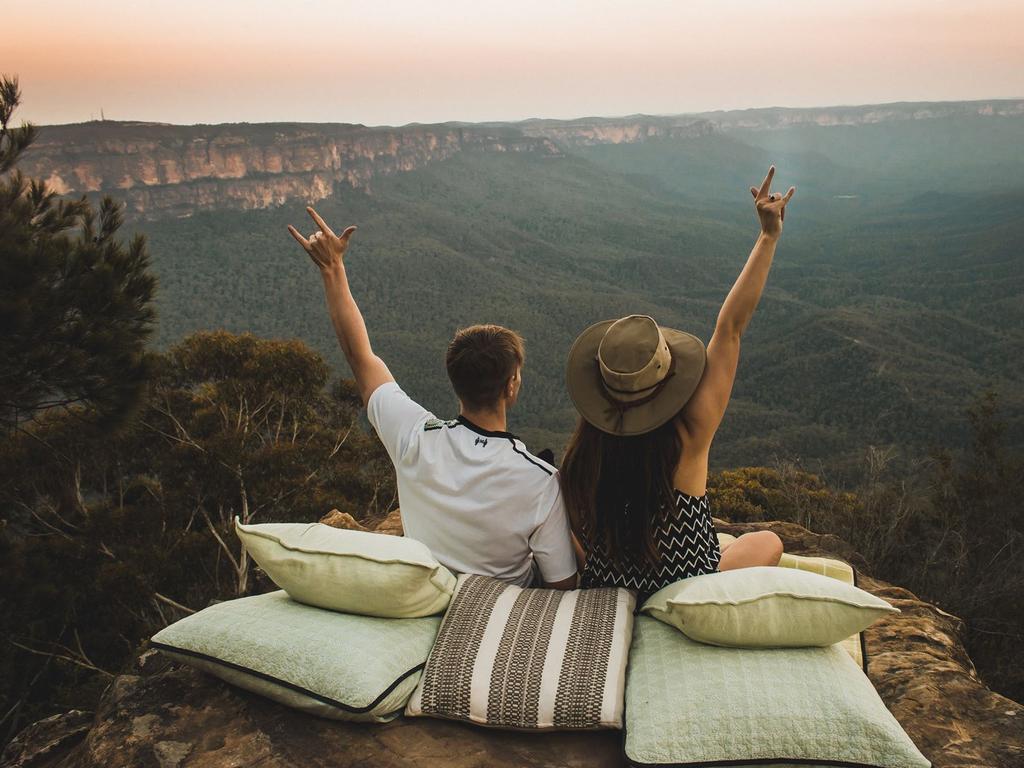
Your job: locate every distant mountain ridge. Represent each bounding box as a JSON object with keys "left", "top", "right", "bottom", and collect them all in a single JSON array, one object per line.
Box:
[
  {"left": 515, "top": 98, "right": 1024, "bottom": 136},
  {"left": 670, "top": 97, "right": 1024, "bottom": 129},
  {"left": 21, "top": 99, "right": 1024, "bottom": 219}
]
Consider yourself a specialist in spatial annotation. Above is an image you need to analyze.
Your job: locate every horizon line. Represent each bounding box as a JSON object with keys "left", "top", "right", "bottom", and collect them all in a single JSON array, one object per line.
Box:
[{"left": 33, "top": 95, "right": 1024, "bottom": 131}]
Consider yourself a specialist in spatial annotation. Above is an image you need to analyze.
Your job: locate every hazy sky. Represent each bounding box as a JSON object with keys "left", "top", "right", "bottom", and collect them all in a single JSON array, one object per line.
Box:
[{"left": 9, "top": 0, "right": 1024, "bottom": 127}]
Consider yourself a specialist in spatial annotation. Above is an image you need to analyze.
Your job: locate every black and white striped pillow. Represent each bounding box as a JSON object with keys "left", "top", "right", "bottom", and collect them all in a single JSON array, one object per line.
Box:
[{"left": 405, "top": 574, "right": 635, "bottom": 730}]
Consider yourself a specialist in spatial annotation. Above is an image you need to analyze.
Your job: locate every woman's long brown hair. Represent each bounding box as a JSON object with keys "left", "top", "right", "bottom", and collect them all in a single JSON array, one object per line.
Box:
[{"left": 560, "top": 415, "right": 682, "bottom": 568}]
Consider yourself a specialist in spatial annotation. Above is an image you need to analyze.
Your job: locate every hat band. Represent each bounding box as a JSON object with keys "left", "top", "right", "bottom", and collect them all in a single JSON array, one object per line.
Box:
[
  {"left": 602, "top": 376, "right": 668, "bottom": 397},
  {"left": 597, "top": 355, "right": 677, "bottom": 433}
]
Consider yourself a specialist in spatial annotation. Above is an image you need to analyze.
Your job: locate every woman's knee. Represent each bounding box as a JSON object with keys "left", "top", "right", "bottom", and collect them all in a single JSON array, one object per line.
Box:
[
  {"left": 740, "top": 530, "right": 783, "bottom": 565},
  {"left": 761, "top": 532, "right": 782, "bottom": 569}
]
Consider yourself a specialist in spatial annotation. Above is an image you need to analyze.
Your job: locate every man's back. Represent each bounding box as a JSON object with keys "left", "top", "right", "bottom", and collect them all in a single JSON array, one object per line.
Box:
[
  {"left": 287, "top": 208, "right": 575, "bottom": 588},
  {"left": 367, "top": 382, "right": 576, "bottom": 587}
]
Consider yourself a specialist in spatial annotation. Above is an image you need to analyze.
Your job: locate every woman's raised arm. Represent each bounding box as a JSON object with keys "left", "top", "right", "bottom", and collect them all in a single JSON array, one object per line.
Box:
[{"left": 679, "top": 166, "right": 795, "bottom": 444}]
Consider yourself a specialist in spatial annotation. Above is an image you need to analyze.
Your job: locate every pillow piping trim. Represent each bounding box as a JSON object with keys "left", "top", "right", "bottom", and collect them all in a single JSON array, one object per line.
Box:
[
  {"left": 236, "top": 522, "right": 455, "bottom": 595},
  {"left": 648, "top": 592, "right": 900, "bottom": 612},
  {"left": 621, "top": 736, "right": 907, "bottom": 768},
  {"left": 642, "top": 594, "right": 887, "bottom": 653},
  {"left": 150, "top": 640, "right": 423, "bottom": 714},
  {"left": 852, "top": 565, "right": 870, "bottom": 676}
]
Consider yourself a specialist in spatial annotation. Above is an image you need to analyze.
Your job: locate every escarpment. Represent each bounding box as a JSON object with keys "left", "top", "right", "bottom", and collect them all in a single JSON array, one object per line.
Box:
[
  {"left": 18, "top": 122, "right": 563, "bottom": 219},
  {"left": 23, "top": 99, "right": 1023, "bottom": 220}
]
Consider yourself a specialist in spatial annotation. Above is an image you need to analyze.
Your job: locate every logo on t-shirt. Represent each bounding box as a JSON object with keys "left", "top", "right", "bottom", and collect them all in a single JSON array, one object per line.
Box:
[
  {"left": 474, "top": 436, "right": 488, "bottom": 447},
  {"left": 423, "top": 418, "right": 459, "bottom": 432}
]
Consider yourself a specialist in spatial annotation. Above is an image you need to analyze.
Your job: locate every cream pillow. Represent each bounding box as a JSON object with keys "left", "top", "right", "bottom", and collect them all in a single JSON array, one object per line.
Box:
[
  {"left": 717, "top": 533, "right": 869, "bottom": 669},
  {"left": 640, "top": 565, "right": 898, "bottom": 648},
  {"left": 234, "top": 518, "right": 456, "bottom": 618}
]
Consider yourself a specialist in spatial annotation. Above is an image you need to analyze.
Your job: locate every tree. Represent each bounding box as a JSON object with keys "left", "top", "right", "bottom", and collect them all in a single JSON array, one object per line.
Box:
[
  {"left": 924, "top": 389, "right": 1024, "bottom": 701},
  {"left": 139, "top": 330, "right": 396, "bottom": 596},
  {"left": 0, "top": 330, "right": 396, "bottom": 746},
  {"left": 0, "top": 73, "right": 157, "bottom": 437}
]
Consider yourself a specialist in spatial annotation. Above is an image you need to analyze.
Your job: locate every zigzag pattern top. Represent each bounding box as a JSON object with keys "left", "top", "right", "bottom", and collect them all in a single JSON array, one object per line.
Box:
[{"left": 579, "top": 491, "right": 722, "bottom": 602}]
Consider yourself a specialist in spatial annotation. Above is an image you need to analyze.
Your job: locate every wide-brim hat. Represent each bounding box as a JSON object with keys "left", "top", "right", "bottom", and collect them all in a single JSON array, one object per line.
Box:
[{"left": 565, "top": 314, "right": 706, "bottom": 436}]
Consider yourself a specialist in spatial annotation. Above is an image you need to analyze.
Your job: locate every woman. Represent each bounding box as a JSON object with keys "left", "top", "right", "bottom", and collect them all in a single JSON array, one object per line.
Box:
[{"left": 560, "top": 166, "right": 793, "bottom": 601}]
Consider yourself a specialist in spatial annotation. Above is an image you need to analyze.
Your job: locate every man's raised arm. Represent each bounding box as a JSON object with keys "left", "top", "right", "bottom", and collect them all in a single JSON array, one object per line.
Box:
[{"left": 288, "top": 206, "right": 394, "bottom": 406}]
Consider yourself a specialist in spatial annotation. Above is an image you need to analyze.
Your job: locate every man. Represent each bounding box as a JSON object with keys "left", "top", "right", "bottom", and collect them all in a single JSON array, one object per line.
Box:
[{"left": 288, "top": 207, "right": 578, "bottom": 589}]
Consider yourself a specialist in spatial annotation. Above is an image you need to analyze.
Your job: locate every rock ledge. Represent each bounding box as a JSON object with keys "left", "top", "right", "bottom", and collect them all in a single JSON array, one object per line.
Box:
[{"left": 4, "top": 518, "right": 1022, "bottom": 768}]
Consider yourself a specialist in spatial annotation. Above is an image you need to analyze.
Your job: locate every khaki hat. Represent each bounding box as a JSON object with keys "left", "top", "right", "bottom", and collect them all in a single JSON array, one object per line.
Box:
[{"left": 565, "top": 315, "right": 707, "bottom": 436}]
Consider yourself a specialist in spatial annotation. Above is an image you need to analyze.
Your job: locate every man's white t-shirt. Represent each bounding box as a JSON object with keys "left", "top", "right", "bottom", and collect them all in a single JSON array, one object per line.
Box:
[{"left": 366, "top": 381, "right": 577, "bottom": 588}]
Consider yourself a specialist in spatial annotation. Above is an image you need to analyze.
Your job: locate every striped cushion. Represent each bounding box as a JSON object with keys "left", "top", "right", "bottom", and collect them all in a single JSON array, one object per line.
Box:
[{"left": 405, "top": 574, "right": 635, "bottom": 729}]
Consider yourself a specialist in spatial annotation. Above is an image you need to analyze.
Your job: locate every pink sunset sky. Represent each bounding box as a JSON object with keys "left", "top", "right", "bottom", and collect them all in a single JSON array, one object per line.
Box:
[{"left": 9, "top": 0, "right": 1024, "bottom": 127}]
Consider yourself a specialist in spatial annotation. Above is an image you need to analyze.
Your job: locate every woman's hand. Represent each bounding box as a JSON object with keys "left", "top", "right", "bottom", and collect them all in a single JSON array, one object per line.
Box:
[
  {"left": 287, "top": 206, "right": 357, "bottom": 275},
  {"left": 749, "top": 165, "right": 795, "bottom": 239}
]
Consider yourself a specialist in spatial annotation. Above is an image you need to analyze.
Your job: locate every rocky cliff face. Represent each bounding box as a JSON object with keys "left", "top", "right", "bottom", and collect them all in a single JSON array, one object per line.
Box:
[
  {"left": 19, "top": 99, "right": 1024, "bottom": 220},
  {"left": 519, "top": 116, "right": 718, "bottom": 146},
  {"left": 4, "top": 516, "right": 1021, "bottom": 768},
  {"left": 19, "top": 122, "right": 563, "bottom": 219}
]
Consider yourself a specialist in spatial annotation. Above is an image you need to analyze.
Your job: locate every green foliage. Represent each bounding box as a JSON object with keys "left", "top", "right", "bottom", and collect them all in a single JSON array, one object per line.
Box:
[
  {"left": 708, "top": 464, "right": 860, "bottom": 527},
  {"left": 922, "top": 391, "right": 1024, "bottom": 701},
  {"left": 0, "top": 330, "right": 394, "bottom": 745},
  {"left": 0, "top": 74, "right": 157, "bottom": 435}
]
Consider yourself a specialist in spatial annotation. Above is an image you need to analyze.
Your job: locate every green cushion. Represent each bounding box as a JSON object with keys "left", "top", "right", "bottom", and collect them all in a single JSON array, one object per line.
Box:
[
  {"left": 235, "top": 518, "right": 456, "bottom": 618},
  {"left": 624, "top": 616, "right": 930, "bottom": 767},
  {"left": 641, "top": 565, "right": 898, "bottom": 648},
  {"left": 151, "top": 590, "right": 441, "bottom": 722}
]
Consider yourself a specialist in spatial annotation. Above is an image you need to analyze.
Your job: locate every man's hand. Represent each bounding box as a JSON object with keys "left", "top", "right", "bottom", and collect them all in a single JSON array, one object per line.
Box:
[
  {"left": 287, "top": 205, "right": 393, "bottom": 404},
  {"left": 749, "top": 165, "right": 795, "bottom": 239},
  {"left": 287, "top": 206, "right": 357, "bottom": 274}
]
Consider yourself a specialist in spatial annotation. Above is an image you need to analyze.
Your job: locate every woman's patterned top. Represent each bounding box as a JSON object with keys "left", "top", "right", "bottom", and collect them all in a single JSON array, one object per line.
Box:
[{"left": 578, "top": 490, "right": 722, "bottom": 603}]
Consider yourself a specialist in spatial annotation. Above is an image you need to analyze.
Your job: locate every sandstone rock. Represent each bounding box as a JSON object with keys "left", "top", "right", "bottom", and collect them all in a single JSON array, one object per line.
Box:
[
  {"left": 0, "top": 710, "right": 92, "bottom": 768},
  {"left": 9, "top": 520, "right": 1023, "bottom": 768},
  {"left": 318, "top": 509, "right": 368, "bottom": 531},
  {"left": 318, "top": 507, "right": 402, "bottom": 536},
  {"left": 19, "top": 122, "right": 560, "bottom": 220},
  {"left": 373, "top": 508, "right": 404, "bottom": 536}
]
